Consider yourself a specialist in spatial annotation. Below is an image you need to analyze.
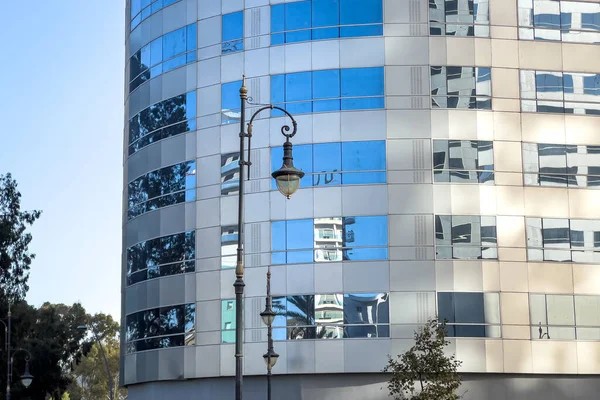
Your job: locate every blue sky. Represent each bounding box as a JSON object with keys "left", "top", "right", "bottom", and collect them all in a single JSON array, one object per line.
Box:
[{"left": 0, "top": 2, "right": 125, "bottom": 319}]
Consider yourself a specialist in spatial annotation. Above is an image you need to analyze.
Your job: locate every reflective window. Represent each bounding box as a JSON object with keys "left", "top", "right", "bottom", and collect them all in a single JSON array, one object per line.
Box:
[
  {"left": 435, "top": 215, "right": 498, "bottom": 260},
  {"left": 518, "top": 0, "right": 600, "bottom": 43},
  {"left": 267, "top": 293, "right": 389, "bottom": 340},
  {"left": 527, "top": 217, "right": 600, "bottom": 263},
  {"left": 127, "top": 160, "right": 196, "bottom": 220},
  {"left": 270, "top": 0, "right": 383, "bottom": 45},
  {"left": 221, "top": 80, "right": 242, "bottom": 124},
  {"left": 127, "top": 231, "right": 195, "bottom": 285},
  {"left": 220, "top": 152, "right": 240, "bottom": 195},
  {"left": 221, "top": 299, "right": 237, "bottom": 343},
  {"left": 271, "top": 141, "right": 386, "bottom": 189},
  {"left": 129, "top": 24, "right": 197, "bottom": 93},
  {"left": 128, "top": 91, "right": 196, "bottom": 156},
  {"left": 433, "top": 140, "right": 494, "bottom": 183},
  {"left": 438, "top": 292, "right": 501, "bottom": 338},
  {"left": 222, "top": 11, "right": 244, "bottom": 54},
  {"left": 523, "top": 142, "right": 600, "bottom": 188},
  {"left": 130, "top": 0, "right": 181, "bottom": 31},
  {"left": 271, "top": 67, "right": 385, "bottom": 116},
  {"left": 272, "top": 216, "right": 388, "bottom": 264},
  {"left": 431, "top": 66, "right": 492, "bottom": 109},
  {"left": 430, "top": 0, "right": 490, "bottom": 37},
  {"left": 521, "top": 70, "right": 600, "bottom": 115},
  {"left": 125, "top": 303, "right": 195, "bottom": 353},
  {"left": 221, "top": 225, "right": 238, "bottom": 269}
]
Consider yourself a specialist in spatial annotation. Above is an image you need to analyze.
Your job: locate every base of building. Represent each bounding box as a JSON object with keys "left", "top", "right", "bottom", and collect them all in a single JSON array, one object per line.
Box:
[{"left": 126, "top": 373, "right": 600, "bottom": 400}]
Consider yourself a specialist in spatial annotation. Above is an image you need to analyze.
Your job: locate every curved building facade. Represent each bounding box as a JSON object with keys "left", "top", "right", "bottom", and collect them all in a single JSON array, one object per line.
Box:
[{"left": 121, "top": 0, "right": 600, "bottom": 399}]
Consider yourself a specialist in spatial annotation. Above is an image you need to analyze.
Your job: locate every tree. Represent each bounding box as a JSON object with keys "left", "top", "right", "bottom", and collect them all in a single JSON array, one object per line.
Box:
[
  {"left": 1, "top": 301, "right": 93, "bottom": 400},
  {"left": 383, "top": 318, "right": 463, "bottom": 400},
  {"left": 0, "top": 173, "right": 41, "bottom": 301}
]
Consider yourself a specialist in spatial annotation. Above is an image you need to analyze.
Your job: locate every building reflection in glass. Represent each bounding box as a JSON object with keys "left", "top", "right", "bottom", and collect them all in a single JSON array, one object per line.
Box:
[
  {"left": 433, "top": 140, "right": 494, "bottom": 183},
  {"left": 221, "top": 226, "right": 238, "bottom": 269},
  {"left": 125, "top": 303, "right": 195, "bottom": 353},
  {"left": 220, "top": 152, "right": 240, "bottom": 195},
  {"left": 272, "top": 216, "right": 388, "bottom": 264}
]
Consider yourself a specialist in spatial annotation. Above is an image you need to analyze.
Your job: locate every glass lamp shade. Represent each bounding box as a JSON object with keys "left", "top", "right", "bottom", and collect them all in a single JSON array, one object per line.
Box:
[
  {"left": 263, "top": 350, "right": 279, "bottom": 368},
  {"left": 260, "top": 308, "right": 276, "bottom": 326},
  {"left": 20, "top": 362, "right": 33, "bottom": 388},
  {"left": 272, "top": 168, "right": 303, "bottom": 199}
]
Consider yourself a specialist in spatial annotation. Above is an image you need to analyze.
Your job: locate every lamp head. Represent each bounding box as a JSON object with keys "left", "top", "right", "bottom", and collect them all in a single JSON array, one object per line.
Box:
[
  {"left": 263, "top": 349, "right": 279, "bottom": 369},
  {"left": 271, "top": 140, "right": 304, "bottom": 199},
  {"left": 260, "top": 308, "right": 276, "bottom": 327},
  {"left": 20, "top": 359, "right": 33, "bottom": 388}
]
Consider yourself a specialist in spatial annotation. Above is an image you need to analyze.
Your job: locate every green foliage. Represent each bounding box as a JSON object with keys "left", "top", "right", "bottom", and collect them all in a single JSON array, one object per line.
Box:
[
  {"left": 383, "top": 318, "right": 463, "bottom": 400},
  {"left": 0, "top": 173, "right": 41, "bottom": 301}
]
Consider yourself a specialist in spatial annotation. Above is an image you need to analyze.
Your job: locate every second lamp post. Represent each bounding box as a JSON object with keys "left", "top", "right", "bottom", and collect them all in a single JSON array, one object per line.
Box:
[
  {"left": 260, "top": 267, "right": 278, "bottom": 400},
  {"left": 234, "top": 76, "right": 304, "bottom": 400}
]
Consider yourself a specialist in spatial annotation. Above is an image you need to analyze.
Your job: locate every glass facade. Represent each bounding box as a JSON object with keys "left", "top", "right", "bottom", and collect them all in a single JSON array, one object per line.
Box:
[
  {"left": 526, "top": 217, "right": 600, "bottom": 263},
  {"left": 126, "top": 231, "right": 195, "bottom": 285},
  {"left": 435, "top": 215, "right": 498, "bottom": 260},
  {"left": 523, "top": 143, "right": 600, "bottom": 187},
  {"left": 272, "top": 216, "right": 388, "bottom": 264},
  {"left": 127, "top": 160, "right": 196, "bottom": 220},
  {"left": 433, "top": 140, "right": 494, "bottom": 183},
  {"left": 272, "top": 68, "right": 385, "bottom": 115},
  {"left": 270, "top": 141, "right": 386, "bottom": 190},
  {"left": 128, "top": 92, "right": 196, "bottom": 156},
  {"left": 129, "top": 23, "right": 197, "bottom": 93},
  {"left": 222, "top": 11, "right": 244, "bottom": 54},
  {"left": 430, "top": 0, "right": 490, "bottom": 37},
  {"left": 125, "top": 303, "right": 195, "bottom": 353},
  {"left": 438, "top": 292, "right": 501, "bottom": 337},
  {"left": 531, "top": 294, "right": 600, "bottom": 340},
  {"left": 123, "top": 0, "right": 600, "bottom": 389},
  {"left": 521, "top": 70, "right": 600, "bottom": 115},
  {"left": 270, "top": 0, "right": 383, "bottom": 45},
  {"left": 518, "top": 0, "right": 600, "bottom": 43},
  {"left": 130, "top": 0, "right": 181, "bottom": 31},
  {"left": 431, "top": 66, "right": 492, "bottom": 109}
]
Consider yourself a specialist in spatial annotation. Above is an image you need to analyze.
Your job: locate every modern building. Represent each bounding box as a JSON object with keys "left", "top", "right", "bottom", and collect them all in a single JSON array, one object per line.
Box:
[{"left": 121, "top": 0, "right": 600, "bottom": 398}]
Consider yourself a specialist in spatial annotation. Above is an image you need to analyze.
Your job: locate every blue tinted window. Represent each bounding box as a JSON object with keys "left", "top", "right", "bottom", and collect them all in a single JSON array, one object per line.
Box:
[
  {"left": 163, "top": 27, "right": 187, "bottom": 59},
  {"left": 187, "top": 24, "right": 197, "bottom": 50},
  {"left": 347, "top": 216, "right": 387, "bottom": 247},
  {"left": 270, "top": 68, "right": 384, "bottom": 115},
  {"left": 313, "top": 143, "right": 342, "bottom": 186},
  {"left": 583, "top": 74, "right": 600, "bottom": 96},
  {"left": 271, "top": 141, "right": 385, "bottom": 189},
  {"left": 313, "top": 70, "right": 341, "bottom": 99},
  {"left": 341, "top": 67, "right": 384, "bottom": 97},
  {"left": 286, "top": 72, "right": 312, "bottom": 101},
  {"left": 340, "top": 0, "right": 383, "bottom": 25},
  {"left": 286, "top": 219, "right": 314, "bottom": 249},
  {"left": 222, "top": 12, "right": 244, "bottom": 54},
  {"left": 270, "top": 0, "right": 382, "bottom": 44},
  {"left": 221, "top": 80, "right": 242, "bottom": 123},
  {"left": 131, "top": 0, "right": 183, "bottom": 31},
  {"left": 534, "top": 13, "right": 560, "bottom": 29},
  {"left": 272, "top": 221, "right": 287, "bottom": 251}
]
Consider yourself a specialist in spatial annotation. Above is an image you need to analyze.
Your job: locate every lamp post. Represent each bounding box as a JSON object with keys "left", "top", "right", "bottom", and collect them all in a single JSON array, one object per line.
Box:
[
  {"left": 1, "top": 304, "right": 34, "bottom": 400},
  {"left": 77, "top": 325, "right": 114, "bottom": 400},
  {"left": 260, "top": 266, "right": 278, "bottom": 400},
  {"left": 234, "top": 75, "right": 304, "bottom": 400}
]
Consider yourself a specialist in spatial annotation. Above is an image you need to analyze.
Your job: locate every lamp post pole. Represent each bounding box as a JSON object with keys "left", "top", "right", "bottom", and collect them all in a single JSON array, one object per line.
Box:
[
  {"left": 260, "top": 266, "right": 278, "bottom": 400},
  {"left": 2, "top": 303, "right": 34, "bottom": 400},
  {"left": 234, "top": 76, "right": 304, "bottom": 400}
]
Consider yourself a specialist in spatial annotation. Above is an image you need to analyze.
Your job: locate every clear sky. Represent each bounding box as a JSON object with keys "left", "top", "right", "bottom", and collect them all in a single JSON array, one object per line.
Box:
[{"left": 0, "top": 2, "right": 125, "bottom": 319}]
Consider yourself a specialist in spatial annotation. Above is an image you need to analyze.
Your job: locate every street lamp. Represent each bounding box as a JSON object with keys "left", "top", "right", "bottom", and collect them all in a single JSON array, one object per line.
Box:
[
  {"left": 2, "top": 303, "right": 35, "bottom": 400},
  {"left": 260, "top": 266, "right": 279, "bottom": 400},
  {"left": 77, "top": 325, "right": 114, "bottom": 400},
  {"left": 234, "top": 76, "right": 304, "bottom": 400}
]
